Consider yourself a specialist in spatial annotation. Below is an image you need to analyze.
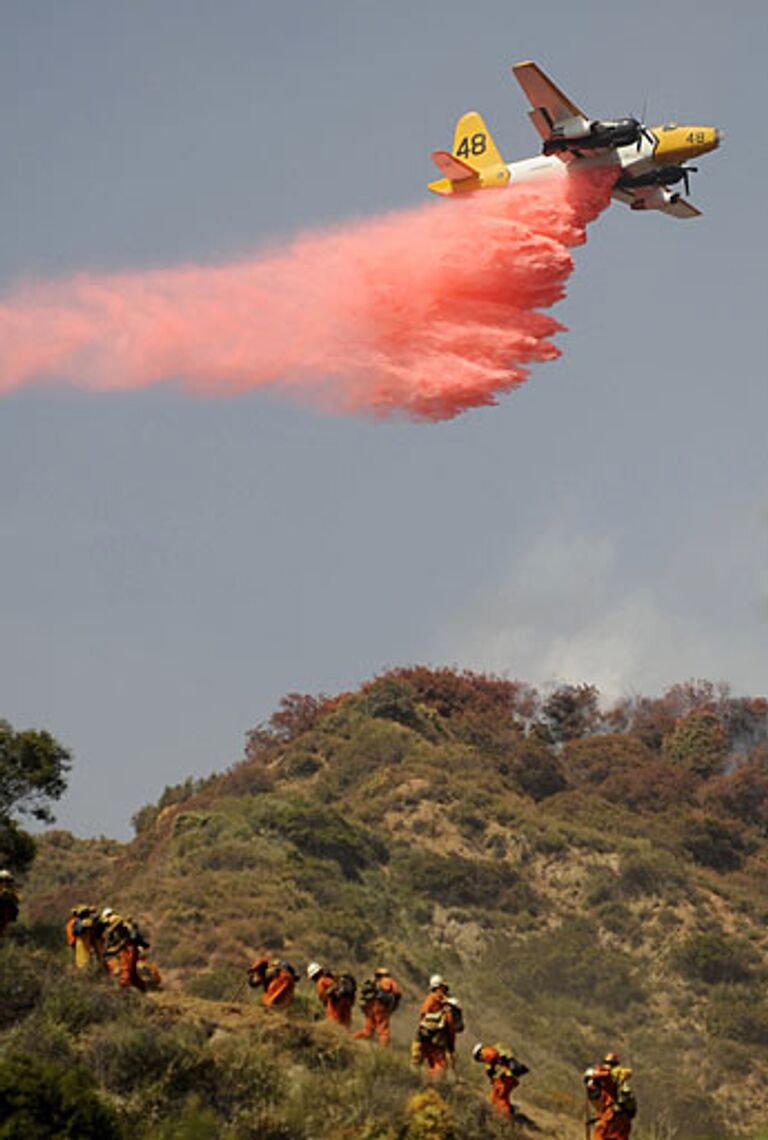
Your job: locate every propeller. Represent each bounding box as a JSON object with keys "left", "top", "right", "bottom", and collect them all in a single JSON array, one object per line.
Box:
[
  {"left": 640, "top": 124, "right": 656, "bottom": 149},
  {"left": 634, "top": 101, "right": 656, "bottom": 151}
]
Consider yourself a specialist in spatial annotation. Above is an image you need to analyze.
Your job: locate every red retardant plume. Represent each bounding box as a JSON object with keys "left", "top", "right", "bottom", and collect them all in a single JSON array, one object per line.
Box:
[{"left": 0, "top": 172, "right": 613, "bottom": 420}]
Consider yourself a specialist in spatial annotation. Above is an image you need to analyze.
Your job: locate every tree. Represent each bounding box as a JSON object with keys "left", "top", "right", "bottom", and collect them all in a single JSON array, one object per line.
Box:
[
  {"left": 663, "top": 710, "right": 728, "bottom": 779},
  {"left": 0, "top": 720, "right": 71, "bottom": 873},
  {"left": 541, "top": 684, "right": 600, "bottom": 743}
]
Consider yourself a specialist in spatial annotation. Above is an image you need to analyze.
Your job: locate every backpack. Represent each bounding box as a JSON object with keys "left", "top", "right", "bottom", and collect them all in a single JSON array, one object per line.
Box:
[
  {"left": 616, "top": 1083, "right": 637, "bottom": 1119},
  {"left": 418, "top": 1009, "right": 448, "bottom": 1044},
  {"left": 445, "top": 997, "right": 464, "bottom": 1034},
  {"left": 333, "top": 973, "right": 357, "bottom": 1001},
  {"left": 72, "top": 906, "right": 95, "bottom": 936},
  {"left": 360, "top": 979, "right": 378, "bottom": 1007}
]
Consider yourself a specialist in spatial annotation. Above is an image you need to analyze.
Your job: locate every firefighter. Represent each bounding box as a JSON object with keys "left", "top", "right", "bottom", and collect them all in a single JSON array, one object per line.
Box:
[
  {"left": 354, "top": 966, "right": 402, "bottom": 1046},
  {"left": 69, "top": 904, "right": 97, "bottom": 970},
  {"left": 307, "top": 962, "right": 356, "bottom": 1028},
  {"left": 584, "top": 1052, "right": 637, "bottom": 1139},
  {"left": 472, "top": 1042, "right": 529, "bottom": 1118},
  {"left": 412, "top": 975, "right": 463, "bottom": 1078},
  {"left": 105, "top": 914, "right": 150, "bottom": 992},
  {"left": 247, "top": 956, "right": 298, "bottom": 1009}
]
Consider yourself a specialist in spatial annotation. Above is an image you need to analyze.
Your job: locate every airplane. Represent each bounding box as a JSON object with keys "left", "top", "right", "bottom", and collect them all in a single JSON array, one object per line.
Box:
[{"left": 428, "top": 61, "right": 722, "bottom": 219}]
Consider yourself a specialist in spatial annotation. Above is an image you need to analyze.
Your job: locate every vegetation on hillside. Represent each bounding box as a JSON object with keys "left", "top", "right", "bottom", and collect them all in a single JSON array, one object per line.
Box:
[
  {"left": 0, "top": 718, "right": 71, "bottom": 874},
  {"left": 12, "top": 668, "right": 768, "bottom": 1138}
]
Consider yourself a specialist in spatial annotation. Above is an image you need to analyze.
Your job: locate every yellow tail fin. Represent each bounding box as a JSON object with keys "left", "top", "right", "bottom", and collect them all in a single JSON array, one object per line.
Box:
[
  {"left": 452, "top": 111, "right": 507, "bottom": 171},
  {"left": 429, "top": 111, "right": 509, "bottom": 195}
]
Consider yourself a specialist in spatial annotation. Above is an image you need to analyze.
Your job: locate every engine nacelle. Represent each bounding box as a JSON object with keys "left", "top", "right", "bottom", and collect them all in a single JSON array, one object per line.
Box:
[
  {"left": 557, "top": 116, "right": 594, "bottom": 140},
  {"left": 543, "top": 116, "right": 644, "bottom": 154}
]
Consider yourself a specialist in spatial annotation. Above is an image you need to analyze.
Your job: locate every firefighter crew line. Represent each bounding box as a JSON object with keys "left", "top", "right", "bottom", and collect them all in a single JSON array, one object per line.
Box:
[
  {"left": 0, "top": 874, "right": 637, "bottom": 1132},
  {"left": 248, "top": 954, "right": 637, "bottom": 1132}
]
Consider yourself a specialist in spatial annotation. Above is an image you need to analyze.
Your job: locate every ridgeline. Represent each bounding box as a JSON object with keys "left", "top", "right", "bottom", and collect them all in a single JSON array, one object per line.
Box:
[{"left": 10, "top": 668, "right": 768, "bottom": 1139}]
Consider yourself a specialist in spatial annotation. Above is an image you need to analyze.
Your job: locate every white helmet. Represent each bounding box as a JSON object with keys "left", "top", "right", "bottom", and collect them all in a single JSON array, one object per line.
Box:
[
  {"left": 307, "top": 961, "right": 323, "bottom": 980},
  {"left": 101, "top": 907, "right": 114, "bottom": 920},
  {"left": 0, "top": 870, "right": 13, "bottom": 881},
  {"left": 472, "top": 1043, "right": 484, "bottom": 1062},
  {"left": 429, "top": 973, "right": 446, "bottom": 989}
]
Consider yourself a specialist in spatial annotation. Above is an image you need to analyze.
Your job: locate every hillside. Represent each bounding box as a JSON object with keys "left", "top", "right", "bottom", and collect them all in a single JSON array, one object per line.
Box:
[{"left": 13, "top": 668, "right": 768, "bottom": 1138}]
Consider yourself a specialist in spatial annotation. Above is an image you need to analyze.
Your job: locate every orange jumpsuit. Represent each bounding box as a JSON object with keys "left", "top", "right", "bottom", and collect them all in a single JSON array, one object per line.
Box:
[
  {"left": 249, "top": 958, "right": 296, "bottom": 1009},
  {"left": 316, "top": 973, "right": 353, "bottom": 1027},
  {"left": 65, "top": 915, "right": 77, "bottom": 959},
  {"left": 119, "top": 943, "right": 146, "bottom": 991},
  {"left": 416, "top": 991, "right": 456, "bottom": 1077},
  {"left": 587, "top": 1065, "right": 633, "bottom": 1140},
  {"left": 478, "top": 1046, "right": 519, "bottom": 1118},
  {"left": 354, "top": 974, "right": 401, "bottom": 1046}
]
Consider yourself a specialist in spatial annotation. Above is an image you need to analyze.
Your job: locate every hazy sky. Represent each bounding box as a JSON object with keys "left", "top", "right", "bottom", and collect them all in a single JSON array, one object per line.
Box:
[{"left": 1, "top": 0, "right": 765, "bottom": 838}]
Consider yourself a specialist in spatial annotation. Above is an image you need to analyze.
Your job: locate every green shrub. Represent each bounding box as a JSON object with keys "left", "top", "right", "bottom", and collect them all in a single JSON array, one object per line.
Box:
[
  {"left": 3, "top": 1013, "right": 75, "bottom": 1069},
  {"left": 510, "top": 741, "right": 566, "bottom": 801},
  {"left": 397, "top": 851, "right": 535, "bottom": 914},
  {"left": 283, "top": 749, "right": 323, "bottom": 779},
  {"left": 40, "top": 974, "right": 121, "bottom": 1034},
  {"left": 0, "top": 1052, "right": 121, "bottom": 1139},
  {"left": 211, "top": 1039, "right": 286, "bottom": 1121},
  {"left": 0, "top": 945, "right": 42, "bottom": 1028},
  {"left": 618, "top": 851, "right": 685, "bottom": 899},
  {"left": 248, "top": 798, "right": 389, "bottom": 879},
  {"left": 670, "top": 930, "right": 761, "bottom": 985},
  {"left": 705, "top": 986, "right": 768, "bottom": 1045},
  {"left": 185, "top": 967, "right": 242, "bottom": 1002},
  {"left": 360, "top": 679, "right": 431, "bottom": 736},
  {"left": 504, "top": 918, "right": 645, "bottom": 1012},
  {"left": 86, "top": 1020, "right": 213, "bottom": 1097},
  {"left": 663, "top": 710, "right": 728, "bottom": 778},
  {"left": 144, "top": 1100, "right": 221, "bottom": 1140},
  {"left": 315, "top": 718, "right": 414, "bottom": 801},
  {"left": 681, "top": 815, "right": 750, "bottom": 871}
]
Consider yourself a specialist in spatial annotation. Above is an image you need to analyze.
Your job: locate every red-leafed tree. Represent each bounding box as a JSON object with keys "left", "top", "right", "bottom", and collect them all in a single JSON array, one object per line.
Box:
[{"left": 699, "top": 746, "right": 768, "bottom": 828}]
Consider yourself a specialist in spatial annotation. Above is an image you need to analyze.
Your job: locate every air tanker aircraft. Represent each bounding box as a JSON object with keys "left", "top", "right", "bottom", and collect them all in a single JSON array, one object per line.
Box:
[{"left": 429, "top": 61, "right": 722, "bottom": 218}]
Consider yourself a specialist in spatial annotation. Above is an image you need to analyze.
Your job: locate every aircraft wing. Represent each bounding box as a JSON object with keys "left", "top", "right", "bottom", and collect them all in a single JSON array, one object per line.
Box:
[
  {"left": 512, "top": 60, "right": 586, "bottom": 159},
  {"left": 658, "top": 196, "right": 702, "bottom": 219},
  {"left": 612, "top": 186, "right": 702, "bottom": 219}
]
